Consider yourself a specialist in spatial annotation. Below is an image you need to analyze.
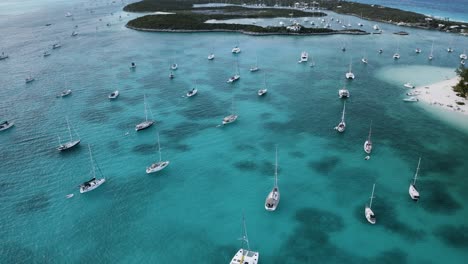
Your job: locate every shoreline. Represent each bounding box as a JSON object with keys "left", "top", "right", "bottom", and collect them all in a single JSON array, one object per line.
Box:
[
  {"left": 413, "top": 77, "right": 468, "bottom": 116},
  {"left": 125, "top": 25, "right": 370, "bottom": 36}
]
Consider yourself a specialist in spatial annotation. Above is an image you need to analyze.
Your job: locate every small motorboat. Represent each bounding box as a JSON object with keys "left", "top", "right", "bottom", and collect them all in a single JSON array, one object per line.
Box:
[
  {"left": 0, "top": 120, "right": 14, "bottom": 132},
  {"left": 222, "top": 114, "right": 238, "bottom": 125},
  {"left": 169, "top": 72, "right": 175, "bottom": 79},
  {"left": 43, "top": 51, "right": 51, "bottom": 57},
  {"left": 207, "top": 53, "right": 215, "bottom": 60},
  {"left": 415, "top": 48, "right": 421, "bottom": 54},
  {"left": 170, "top": 63, "right": 178, "bottom": 70},
  {"left": 393, "top": 53, "right": 400, "bottom": 59},
  {"left": 258, "top": 89, "right": 267, "bottom": 96},
  {"left": 404, "top": 83, "right": 415, "bottom": 89},
  {"left": 52, "top": 43, "right": 61, "bottom": 49},
  {"left": 66, "top": 194, "right": 74, "bottom": 199},
  {"left": 25, "top": 76, "right": 35, "bottom": 83},
  {"left": 58, "top": 89, "right": 72, "bottom": 97},
  {"left": 403, "top": 97, "right": 419, "bottom": 102},
  {"left": 187, "top": 88, "right": 197, "bottom": 97},
  {"left": 108, "top": 90, "right": 119, "bottom": 99},
  {"left": 130, "top": 62, "right": 136, "bottom": 69},
  {"left": 447, "top": 47, "right": 453, "bottom": 53},
  {"left": 250, "top": 66, "right": 259, "bottom": 72},
  {"left": 0, "top": 52, "right": 8, "bottom": 60},
  {"left": 378, "top": 49, "right": 383, "bottom": 54},
  {"left": 71, "top": 31, "right": 78, "bottom": 37},
  {"left": 227, "top": 74, "right": 240, "bottom": 83},
  {"left": 461, "top": 60, "right": 466, "bottom": 66},
  {"left": 406, "top": 91, "right": 421, "bottom": 96}
]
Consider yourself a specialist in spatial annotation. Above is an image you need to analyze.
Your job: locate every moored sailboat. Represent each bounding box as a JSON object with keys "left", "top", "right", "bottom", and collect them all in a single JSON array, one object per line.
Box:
[
  {"left": 365, "top": 184, "right": 376, "bottom": 224},
  {"left": 79, "top": 145, "right": 106, "bottom": 193},
  {"left": 146, "top": 132, "right": 170, "bottom": 174},
  {"left": 265, "top": 146, "right": 280, "bottom": 211},
  {"left": 334, "top": 102, "right": 346, "bottom": 132},
  {"left": 135, "top": 95, "right": 154, "bottom": 131},
  {"left": 57, "top": 117, "right": 80, "bottom": 151},
  {"left": 364, "top": 121, "right": 372, "bottom": 154},
  {"left": 409, "top": 157, "right": 421, "bottom": 201}
]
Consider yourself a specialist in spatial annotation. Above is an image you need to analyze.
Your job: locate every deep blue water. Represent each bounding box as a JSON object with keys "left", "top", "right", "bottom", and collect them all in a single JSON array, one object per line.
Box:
[
  {"left": 351, "top": 0, "right": 468, "bottom": 22},
  {"left": 1, "top": 0, "right": 468, "bottom": 263}
]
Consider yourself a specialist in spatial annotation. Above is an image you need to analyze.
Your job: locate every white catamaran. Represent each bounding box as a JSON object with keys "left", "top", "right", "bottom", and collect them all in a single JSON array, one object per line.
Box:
[
  {"left": 135, "top": 95, "right": 154, "bottom": 131},
  {"left": 146, "top": 132, "right": 170, "bottom": 174},
  {"left": 230, "top": 215, "right": 259, "bottom": 264},
  {"left": 265, "top": 146, "right": 280, "bottom": 211},
  {"left": 57, "top": 117, "right": 80, "bottom": 151},
  {"left": 79, "top": 145, "right": 106, "bottom": 193},
  {"left": 364, "top": 121, "right": 373, "bottom": 154},
  {"left": 409, "top": 157, "right": 421, "bottom": 201},
  {"left": 365, "top": 183, "right": 376, "bottom": 224}
]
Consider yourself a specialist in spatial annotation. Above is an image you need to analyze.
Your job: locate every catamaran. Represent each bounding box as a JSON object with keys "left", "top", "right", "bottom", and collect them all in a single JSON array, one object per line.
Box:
[
  {"left": 57, "top": 117, "right": 80, "bottom": 151},
  {"left": 415, "top": 48, "right": 421, "bottom": 54},
  {"left": 335, "top": 102, "right": 346, "bottom": 133},
  {"left": 299, "top": 51, "right": 308, "bottom": 63},
  {"left": 146, "top": 132, "right": 170, "bottom": 174},
  {"left": 135, "top": 95, "right": 154, "bottom": 131},
  {"left": 230, "top": 215, "right": 259, "bottom": 264},
  {"left": 338, "top": 85, "right": 350, "bottom": 98},
  {"left": 232, "top": 46, "right": 241, "bottom": 54},
  {"left": 265, "top": 146, "right": 280, "bottom": 211},
  {"left": 108, "top": 90, "right": 119, "bottom": 99},
  {"left": 365, "top": 184, "right": 376, "bottom": 224},
  {"left": 409, "top": 157, "right": 421, "bottom": 201},
  {"left": 345, "top": 60, "right": 355, "bottom": 79},
  {"left": 0, "top": 120, "right": 14, "bottom": 132},
  {"left": 79, "top": 145, "right": 106, "bottom": 193},
  {"left": 364, "top": 121, "right": 372, "bottom": 154}
]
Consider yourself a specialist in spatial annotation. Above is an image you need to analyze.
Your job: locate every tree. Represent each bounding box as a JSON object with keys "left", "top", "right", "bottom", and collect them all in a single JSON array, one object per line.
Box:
[{"left": 453, "top": 67, "right": 468, "bottom": 98}]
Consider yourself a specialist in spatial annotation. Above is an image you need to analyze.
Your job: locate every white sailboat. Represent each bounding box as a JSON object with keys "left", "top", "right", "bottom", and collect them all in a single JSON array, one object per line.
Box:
[
  {"left": 222, "top": 99, "right": 238, "bottom": 125},
  {"left": 364, "top": 121, "right": 372, "bottom": 154},
  {"left": 52, "top": 43, "right": 61, "bottom": 49},
  {"left": 58, "top": 89, "right": 72, "bottom": 98},
  {"left": 57, "top": 117, "right": 81, "bottom": 151},
  {"left": 428, "top": 41, "right": 434, "bottom": 61},
  {"left": 207, "top": 53, "right": 215, "bottom": 60},
  {"left": 334, "top": 102, "right": 346, "bottom": 132},
  {"left": 345, "top": 60, "right": 355, "bottom": 79},
  {"left": 135, "top": 95, "right": 154, "bottom": 131},
  {"left": 130, "top": 62, "right": 136, "bottom": 69},
  {"left": 232, "top": 45, "right": 241, "bottom": 54},
  {"left": 25, "top": 76, "right": 35, "bottom": 83},
  {"left": 265, "top": 146, "right": 280, "bottom": 211},
  {"left": 146, "top": 132, "right": 170, "bottom": 174},
  {"left": 258, "top": 73, "right": 267, "bottom": 96},
  {"left": 0, "top": 52, "right": 8, "bottom": 60},
  {"left": 250, "top": 56, "right": 259, "bottom": 72},
  {"left": 393, "top": 41, "right": 400, "bottom": 59},
  {"left": 79, "top": 145, "right": 106, "bottom": 193},
  {"left": 365, "top": 184, "right": 376, "bottom": 224},
  {"left": 409, "top": 157, "right": 421, "bottom": 201},
  {"left": 230, "top": 215, "right": 259, "bottom": 264},
  {"left": 227, "top": 59, "right": 240, "bottom": 83}
]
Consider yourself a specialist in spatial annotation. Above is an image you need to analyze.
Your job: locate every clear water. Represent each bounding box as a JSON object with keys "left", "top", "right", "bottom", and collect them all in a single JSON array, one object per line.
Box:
[{"left": 1, "top": 0, "right": 468, "bottom": 263}]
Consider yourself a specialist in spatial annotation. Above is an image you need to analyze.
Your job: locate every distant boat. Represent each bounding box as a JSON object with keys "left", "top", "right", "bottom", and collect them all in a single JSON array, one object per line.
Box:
[
  {"left": 364, "top": 121, "right": 372, "bottom": 154},
  {"left": 170, "top": 63, "right": 178, "bottom": 70},
  {"left": 79, "top": 145, "right": 106, "bottom": 194},
  {"left": 447, "top": 47, "right": 453, "bottom": 53},
  {"left": 345, "top": 60, "right": 355, "bottom": 80},
  {"left": 393, "top": 42, "right": 400, "bottom": 60},
  {"left": 130, "top": 62, "right": 136, "bottom": 69},
  {"left": 403, "top": 97, "right": 418, "bottom": 102},
  {"left": 227, "top": 59, "right": 240, "bottom": 83},
  {"left": 232, "top": 46, "right": 241, "bottom": 54},
  {"left": 169, "top": 71, "right": 175, "bottom": 79},
  {"left": 299, "top": 51, "right": 308, "bottom": 63},
  {"left": 58, "top": 89, "right": 72, "bottom": 98},
  {"left": 146, "top": 132, "right": 170, "bottom": 174},
  {"left": 187, "top": 88, "right": 197, "bottom": 97},
  {"left": 365, "top": 184, "right": 376, "bottom": 224},
  {"left": 361, "top": 57, "right": 368, "bottom": 64},
  {"left": 428, "top": 41, "right": 434, "bottom": 61},
  {"left": 43, "top": 51, "right": 51, "bottom": 57},
  {"left": 71, "top": 31, "right": 78, "bottom": 37},
  {"left": 460, "top": 50, "right": 467, "bottom": 60},
  {"left": 250, "top": 56, "right": 259, "bottom": 72},
  {"left": 25, "top": 76, "right": 35, "bottom": 83},
  {"left": 409, "top": 157, "right": 421, "bottom": 201},
  {"left": 373, "top": 24, "right": 380, "bottom": 30},
  {"left": 135, "top": 95, "right": 154, "bottom": 131},
  {"left": 222, "top": 99, "right": 238, "bottom": 125},
  {"left": 0, "top": 52, "right": 8, "bottom": 60},
  {"left": 52, "top": 43, "right": 61, "bottom": 49},
  {"left": 338, "top": 86, "right": 349, "bottom": 98},
  {"left": 415, "top": 48, "right": 421, "bottom": 54},
  {"left": 0, "top": 120, "right": 14, "bottom": 132},
  {"left": 230, "top": 215, "right": 259, "bottom": 264},
  {"left": 57, "top": 117, "right": 80, "bottom": 151},
  {"left": 265, "top": 146, "right": 280, "bottom": 211},
  {"left": 462, "top": 60, "right": 466, "bottom": 66},
  {"left": 334, "top": 102, "right": 346, "bottom": 133},
  {"left": 378, "top": 49, "right": 383, "bottom": 54},
  {"left": 108, "top": 90, "right": 119, "bottom": 99},
  {"left": 207, "top": 53, "right": 215, "bottom": 60},
  {"left": 404, "top": 83, "right": 415, "bottom": 89},
  {"left": 65, "top": 12, "right": 73, "bottom": 17}
]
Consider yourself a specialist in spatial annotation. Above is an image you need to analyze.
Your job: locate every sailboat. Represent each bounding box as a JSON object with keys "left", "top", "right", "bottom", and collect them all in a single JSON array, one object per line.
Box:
[
  {"left": 345, "top": 60, "right": 355, "bottom": 79},
  {"left": 299, "top": 51, "right": 308, "bottom": 63},
  {"left": 227, "top": 59, "right": 240, "bottom": 83},
  {"left": 222, "top": 99, "right": 238, "bottom": 125},
  {"left": 415, "top": 48, "right": 421, "bottom": 54},
  {"left": 393, "top": 41, "right": 400, "bottom": 59},
  {"left": 57, "top": 117, "right": 81, "bottom": 151},
  {"left": 428, "top": 41, "right": 434, "bottom": 61},
  {"left": 130, "top": 62, "right": 136, "bottom": 69},
  {"left": 409, "top": 157, "right": 421, "bottom": 201},
  {"left": 365, "top": 184, "right": 376, "bottom": 224},
  {"left": 187, "top": 81, "right": 198, "bottom": 97},
  {"left": 364, "top": 121, "right": 372, "bottom": 154},
  {"left": 460, "top": 50, "right": 467, "bottom": 60},
  {"left": 232, "top": 45, "right": 241, "bottom": 54},
  {"left": 25, "top": 76, "right": 35, "bottom": 83},
  {"left": 250, "top": 56, "right": 259, "bottom": 72},
  {"left": 230, "top": 215, "right": 259, "bottom": 264},
  {"left": 80, "top": 145, "right": 106, "bottom": 193},
  {"left": 361, "top": 55, "right": 368, "bottom": 64},
  {"left": 338, "top": 86, "right": 350, "bottom": 98},
  {"left": 170, "top": 63, "right": 178, "bottom": 70},
  {"left": 334, "top": 102, "right": 346, "bottom": 132},
  {"left": 207, "top": 53, "right": 215, "bottom": 60},
  {"left": 258, "top": 73, "right": 267, "bottom": 96},
  {"left": 108, "top": 90, "right": 119, "bottom": 99},
  {"left": 0, "top": 120, "right": 14, "bottom": 131},
  {"left": 146, "top": 132, "right": 170, "bottom": 174},
  {"left": 265, "top": 146, "right": 280, "bottom": 211},
  {"left": 135, "top": 95, "right": 154, "bottom": 131}
]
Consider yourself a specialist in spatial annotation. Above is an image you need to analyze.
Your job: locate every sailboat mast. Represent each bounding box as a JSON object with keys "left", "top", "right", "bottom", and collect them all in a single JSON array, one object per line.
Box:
[
  {"left": 368, "top": 121, "right": 372, "bottom": 141},
  {"left": 242, "top": 214, "right": 250, "bottom": 250},
  {"left": 66, "top": 117, "right": 73, "bottom": 141},
  {"left": 342, "top": 102, "right": 346, "bottom": 122},
  {"left": 369, "top": 183, "right": 375, "bottom": 208},
  {"left": 414, "top": 157, "right": 421, "bottom": 185},
  {"left": 157, "top": 132, "right": 162, "bottom": 162},
  {"left": 88, "top": 145, "right": 96, "bottom": 178},
  {"left": 274, "top": 145, "right": 278, "bottom": 188}
]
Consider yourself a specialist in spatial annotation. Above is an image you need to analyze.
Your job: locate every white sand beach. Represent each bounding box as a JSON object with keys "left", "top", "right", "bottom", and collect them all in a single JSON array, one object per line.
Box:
[{"left": 411, "top": 77, "right": 468, "bottom": 116}]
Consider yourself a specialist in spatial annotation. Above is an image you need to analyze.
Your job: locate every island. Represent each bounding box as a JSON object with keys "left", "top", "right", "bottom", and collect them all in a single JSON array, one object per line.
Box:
[{"left": 124, "top": 0, "right": 468, "bottom": 35}]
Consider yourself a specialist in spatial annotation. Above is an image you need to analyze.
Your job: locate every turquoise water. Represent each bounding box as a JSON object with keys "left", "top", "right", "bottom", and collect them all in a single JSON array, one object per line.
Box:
[{"left": 1, "top": 0, "right": 468, "bottom": 263}]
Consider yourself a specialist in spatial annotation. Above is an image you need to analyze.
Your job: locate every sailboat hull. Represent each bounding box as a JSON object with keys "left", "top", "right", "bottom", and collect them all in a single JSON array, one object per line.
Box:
[
  {"left": 80, "top": 178, "right": 106, "bottom": 193},
  {"left": 409, "top": 184, "right": 420, "bottom": 201},
  {"left": 265, "top": 188, "right": 280, "bottom": 211},
  {"left": 146, "top": 161, "right": 170, "bottom": 174},
  {"left": 365, "top": 206, "right": 376, "bottom": 224},
  {"left": 135, "top": 121, "right": 154, "bottom": 131},
  {"left": 364, "top": 140, "right": 372, "bottom": 154},
  {"left": 57, "top": 140, "right": 81, "bottom": 151}
]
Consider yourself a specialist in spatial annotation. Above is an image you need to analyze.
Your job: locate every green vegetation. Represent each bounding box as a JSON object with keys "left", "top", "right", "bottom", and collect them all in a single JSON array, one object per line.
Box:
[{"left": 453, "top": 68, "right": 468, "bottom": 98}]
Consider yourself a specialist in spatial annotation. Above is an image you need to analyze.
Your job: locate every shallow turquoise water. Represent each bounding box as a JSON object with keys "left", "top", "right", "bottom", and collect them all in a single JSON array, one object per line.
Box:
[{"left": 1, "top": 1, "right": 468, "bottom": 263}]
